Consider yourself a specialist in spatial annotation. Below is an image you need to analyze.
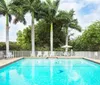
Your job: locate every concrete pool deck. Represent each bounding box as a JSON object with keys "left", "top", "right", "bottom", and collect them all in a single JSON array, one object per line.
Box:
[
  {"left": 0, "top": 56, "right": 100, "bottom": 68},
  {"left": 26, "top": 56, "right": 83, "bottom": 59},
  {"left": 83, "top": 57, "right": 100, "bottom": 64},
  {"left": 0, "top": 57, "right": 23, "bottom": 68}
]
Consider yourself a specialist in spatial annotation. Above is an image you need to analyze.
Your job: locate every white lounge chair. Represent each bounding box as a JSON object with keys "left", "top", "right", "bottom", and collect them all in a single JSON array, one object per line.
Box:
[
  {"left": 43, "top": 51, "right": 49, "bottom": 57},
  {"left": 0, "top": 51, "right": 4, "bottom": 59},
  {"left": 50, "top": 51, "right": 55, "bottom": 57},
  {"left": 9, "top": 52, "right": 14, "bottom": 58},
  {"left": 64, "top": 52, "right": 68, "bottom": 56},
  {"left": 37, "top": 51, "right": 42, "bottom": 57},
  {"left": 5, "top": 52, "right": 14, "bottom": 58}
]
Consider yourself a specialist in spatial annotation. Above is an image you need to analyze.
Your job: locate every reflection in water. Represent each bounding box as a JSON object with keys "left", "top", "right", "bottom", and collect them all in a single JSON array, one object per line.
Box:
[{"left": 0, "top": 59, "right": 100, "bottom": 85}]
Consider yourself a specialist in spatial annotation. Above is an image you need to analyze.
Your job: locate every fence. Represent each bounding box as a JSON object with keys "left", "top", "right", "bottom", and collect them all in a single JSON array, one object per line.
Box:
[
  {"left": 0, "top": 51, "right": 72, "bottom": 58},
  {"left": 10, "top": 51, "right": 71, "bottom": 57},
  {"left": 74, "top": 51, "right": 100, "bottom": 59},
  {"left": 0, "top": 51, "right": 100, "bottom": 59}
]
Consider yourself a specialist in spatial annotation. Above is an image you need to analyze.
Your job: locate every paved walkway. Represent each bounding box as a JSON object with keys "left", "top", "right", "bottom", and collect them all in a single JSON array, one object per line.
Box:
[
  {"left": 26, "top": 56, "right": 83, "bottom": 59},
  {"left": 83, "top": 57, "right": 100, "bottom": 64},
  {"left": 0, "top": 57, "right": 23, "bottom": 68}
]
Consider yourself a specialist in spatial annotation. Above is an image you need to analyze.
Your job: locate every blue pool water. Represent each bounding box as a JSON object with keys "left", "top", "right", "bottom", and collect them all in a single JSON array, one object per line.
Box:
[{"left": 0, "top": 59, "right": 100, "bottom": 85}]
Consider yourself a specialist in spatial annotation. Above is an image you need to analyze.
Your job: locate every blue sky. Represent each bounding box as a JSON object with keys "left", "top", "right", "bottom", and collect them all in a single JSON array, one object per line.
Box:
[
  {"left": 79, "top": 3, "right": 96, "bottom": 15},
  {"left": 0, "top": 0, "right": 100, "bottom": 41}
]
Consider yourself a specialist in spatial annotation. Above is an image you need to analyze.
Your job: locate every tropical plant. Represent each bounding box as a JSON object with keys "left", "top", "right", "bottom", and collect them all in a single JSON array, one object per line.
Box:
[
  {"left": 11, "top": 0, "right": 41, "bottom": 56},
  {"left": 0, "top": 42, "right": 21, "bottom": 51},
  {"left": 17, "top": 26, "right": 31, "bottom": 50},
  {"left": 57, "top": 9, "right": 81, "bottom": 51},
  {"left": 9, "top": 1, "right": 27, "bottom": 25},
  {"left": 0, "top": 0, "right": 13, "bottom": 57},
  {"left": 40, "top": 0, "right": 60, "bottom": 55},
  {"left": 0, "top": 0, "right": 28, "bottom": 57},
  {"left": 71, "top": 21, "right": 100, "bottom": 51},
  {"left": 16, "top": 20, "right": 66, "bottom": 51}
]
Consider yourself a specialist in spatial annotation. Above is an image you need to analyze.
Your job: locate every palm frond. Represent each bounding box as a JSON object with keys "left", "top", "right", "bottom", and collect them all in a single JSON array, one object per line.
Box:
[
  {"left": 0, "top": 0, "right": 8, "bottom": 15},
  {"left": 68, "top": 9, "right": 75, "bottom": 17},
  {"left": 53, "top": 0, "right": 60, "bottom": 12},
  {"left": 69, "top": 23, "right": 81, "bottom": 32},
  {"left": 40, "top": 0, "right": 60, "bottom": 23},
  {"left": 9, "top": 0, "right": 27, "bottom": 24},
  {"left": 13, "top": 7, "right": 26, "bottom": 25}
]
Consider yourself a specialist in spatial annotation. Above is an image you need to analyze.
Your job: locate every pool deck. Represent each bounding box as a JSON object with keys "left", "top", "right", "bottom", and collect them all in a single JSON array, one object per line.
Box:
[
  {"left": 26, "top": 56, "right": 83, "bottom": 59},
  {"left": 83, "top": 57, "right": 100, "bottom": 64},
  {"left": 0, "top": 56, "right": 100, "bottom": 68},
  {"left": 0, "top": 57, "right": 23, "bottom": 68}
]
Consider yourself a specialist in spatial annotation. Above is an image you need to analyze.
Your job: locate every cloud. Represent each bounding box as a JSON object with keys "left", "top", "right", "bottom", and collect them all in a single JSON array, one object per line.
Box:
[
  {"left": 0, "top": 0, "right": 100, "bottom": 41},
  {"left": 0, "top": 1, "right": 31, "bottom": 42},
  {"left": 79, "top": 7, "right": 100, "bottom": 28},
  {"left": 0, "top": 16, "right": 6, "bottom": 42},
  {"left": 9, "top": 13, "right": 32, "bottom": 41},
  {"left": 84, "top": 0, "right": 100, "bottom": 4},
  {"left": 59, "top": 0, "right": 100, "bottom": 38},
  {"left": 0, "top": 13, "right": 31, "bottom": 42},
  {"left": 60, "top": 0, "right": 100, "bottom": 28}
]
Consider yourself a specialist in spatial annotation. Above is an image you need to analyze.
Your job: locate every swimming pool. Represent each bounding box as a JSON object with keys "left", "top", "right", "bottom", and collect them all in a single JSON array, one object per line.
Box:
[{"left": 0, "top": 59, "right": 100, "bottom": 85}]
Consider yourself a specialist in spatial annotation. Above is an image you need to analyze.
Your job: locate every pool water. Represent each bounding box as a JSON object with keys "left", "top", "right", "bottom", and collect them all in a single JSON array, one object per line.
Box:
[{"left": 0, "top": 59, "right": 100, "bottom": 85}]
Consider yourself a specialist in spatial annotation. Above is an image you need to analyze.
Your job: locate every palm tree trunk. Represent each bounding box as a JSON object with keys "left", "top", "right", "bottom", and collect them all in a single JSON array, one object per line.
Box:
[
  {"left": 65, "top": 28, "right": 68, "bottom": 52},
  {"left": 6, "top": 14, "right": 9, "bottom": 58},
  {"left": 31, "top": 13, "right": 35, "bottom": 57},
  {"left": 65, "top": 34, "right": 68, "bottom": 51},
  {"left": 50, "top": 22, "right": 53, "bottom": 56}
]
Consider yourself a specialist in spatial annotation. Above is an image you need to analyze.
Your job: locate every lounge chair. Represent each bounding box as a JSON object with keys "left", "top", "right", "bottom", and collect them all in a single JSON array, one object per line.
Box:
[
  {"left": 37, "top": 51, "right": 42, "bottom": 57},
  {"left": 43, "top": 51, "right": 49, "bottom": 57},
  {"left": 64, "top": 52, "right": 68, "bottom": 56},
  {"left": 0, "top": 51, "right": 4, "bottom": 59},
  {"left": 50, "top": 51, "right": 55, "bottom": 57},
  {"left": 5, "top": 52, "right": 14, "bottom": 58}
]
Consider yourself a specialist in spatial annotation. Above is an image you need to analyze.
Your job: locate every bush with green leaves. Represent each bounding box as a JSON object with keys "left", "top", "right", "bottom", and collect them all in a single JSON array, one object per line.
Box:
[{"left": 71, "top": 21, "right": 100, "bottom": 51}]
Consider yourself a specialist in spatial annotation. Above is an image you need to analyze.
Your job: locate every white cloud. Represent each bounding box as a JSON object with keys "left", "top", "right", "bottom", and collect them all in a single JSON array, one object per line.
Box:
[
  {"left": 0, "top": 16, "right": 6, "bottom": 42},
  {"left": 60, "top": 0, "right": 100, "bottom": 28},
  {"left": 84, "top": 0, "right": 100, "bottom": 4},
  {"left": 0, "top": 0, "right": 100, "bottom": 41},
  {"left": 0, "top": 13, "right": 31, "bottom": 42},
  {"left": 9, "top": 13, "right": 32, "bottom": 41},
  {"left": 59, "top": 0, "right": 100, "bottom": 38}
]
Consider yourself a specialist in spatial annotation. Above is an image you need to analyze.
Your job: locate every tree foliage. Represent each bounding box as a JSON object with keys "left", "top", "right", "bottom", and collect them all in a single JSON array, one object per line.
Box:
[
  {"left": 17, "top": 20, "right": 66, "bottom": 51},
  {"left": 0, "top": 0, "right": 81, "bottom": 51},
  {"left": 0, "top": 42, "right": 21, "bottom": 51},
  {"left": 71, "top": 21, "right": 100, "bottom": 51},
  {"left": 57, "top": 10, "right": 81, "bottom": 33},
  {"left": 17, "top": 27, "right": 31, "bottom": 50}
]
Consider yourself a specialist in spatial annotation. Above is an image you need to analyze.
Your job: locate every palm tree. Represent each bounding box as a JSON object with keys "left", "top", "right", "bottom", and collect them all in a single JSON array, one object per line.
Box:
[
  {"left": 10, "top": 4, "right": 27, "bottom": 25},
  {"left": 11, "top": 0, "right": 41, "bottom": 56},
  {"left": 0, "top": 0, "right": 13, "bottom": 57},
  {"left": 0, "top": 0, "right": 27, "bottom": 57},
  {"left": 40, "top": 0, "right": 60, "bottom": 56},
  {"left": 57, "top": 9, "right": 81, "bottom": 51}
]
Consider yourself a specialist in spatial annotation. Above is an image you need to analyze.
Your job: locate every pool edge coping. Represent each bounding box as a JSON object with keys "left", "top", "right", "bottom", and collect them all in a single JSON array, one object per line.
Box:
[
  {"left": 83, "top": 57, "right": 100, "bottom": 64},
  {"left": 0, "top": 57, "right": 100, "bottom": 69},
  {"left": 26, "top": 57, "right": 100, "bottom": 64}
]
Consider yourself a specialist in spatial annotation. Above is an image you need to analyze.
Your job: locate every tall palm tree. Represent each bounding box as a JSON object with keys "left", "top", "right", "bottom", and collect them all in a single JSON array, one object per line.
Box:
[
  {"left": 11, "top": 0, "right": 41, "bottom": 56},
  {"left": 0, "top": 0, "right": 27, "bottom": 57},
  {"left": 57, "top": 9, "right": 81, "bottom": 51},
  {"left": 40, "top": 0, "right": 60, "bottom": 56},
  {"left": 0, "top": 0, "right": 13, "bottom": 57},
  {"left": 9, "top": 0, "right": 27, "bottom": 27}
]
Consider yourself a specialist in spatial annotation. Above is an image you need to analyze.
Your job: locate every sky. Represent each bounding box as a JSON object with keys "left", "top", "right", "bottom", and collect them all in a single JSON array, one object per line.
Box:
[{"left": 0, "top": 0, "right": 100, "bottom": 42}]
